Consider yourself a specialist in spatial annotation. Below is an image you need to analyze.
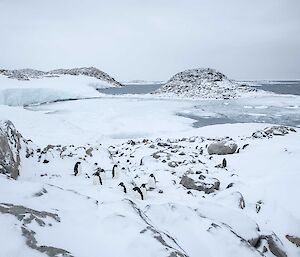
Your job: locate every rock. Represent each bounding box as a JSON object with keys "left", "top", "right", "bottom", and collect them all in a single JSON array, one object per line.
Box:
[
  {"left": 226, "top": 182, "right": 234, "bottom": 189},
  {"left": 0, "top": 120, "right": 23, "bottom": 179},
  {"left": 207, "top": 141, "right": 237, "bottom": 155},
  {"left": 168, "top": 161, "right": 178, "bottom": 168},
  {"left": 286, "top": 235, "right": 300, "bottom": 247},
  {"left": 180, "top": 175, "right": 219, "bottom": 194},
  {"left": 251, "top": 126, "right": 296, "bottom": 139}
]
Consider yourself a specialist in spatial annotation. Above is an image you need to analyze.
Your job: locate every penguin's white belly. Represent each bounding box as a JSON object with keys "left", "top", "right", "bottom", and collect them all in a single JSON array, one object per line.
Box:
[
  {"left": 148, "top": 178, "right": 156, "bottom": 189},
  {"left": 93, "top": 176, "right": 100, "bottom": 185},
  {"left": 140, "top": 188, "right": 147, "bottom": 199},
  {"left": 113, "top": 169, "right": 120, "bottom": 179},
  {"left": 133, "top": 190, "right": 143, "bottom": 200},
  {"left": 75, "top": 165, "right": 82, "bottom": 176}
]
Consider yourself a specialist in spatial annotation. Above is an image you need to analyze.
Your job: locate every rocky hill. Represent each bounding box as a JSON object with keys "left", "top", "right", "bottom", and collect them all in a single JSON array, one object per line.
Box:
[
  {"left": 0, "top": 67, "right": 122, "bottom": 87},
  {"left": 153, "top": 68, "right": 257, "bottom": 99}
]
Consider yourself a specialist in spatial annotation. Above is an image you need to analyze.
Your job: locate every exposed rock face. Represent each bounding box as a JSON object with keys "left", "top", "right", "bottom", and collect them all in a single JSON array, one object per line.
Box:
[
  {"left": 0, "top": 67, "right": 122, "bottom": 87},
  {"left": 153, "top": 68, "right": 256, "bottom": 99},
  {"left": 0, "top": 120, "right": 23, "bottom": 179},
  {"left": 207, "top": 141, "right": 238, "bottom": 155}
]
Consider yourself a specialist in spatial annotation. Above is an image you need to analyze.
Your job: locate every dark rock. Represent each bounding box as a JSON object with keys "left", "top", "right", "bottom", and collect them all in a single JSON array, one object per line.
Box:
[
  {"left": 168, "top": 161, "right": 178, "bottom": 168},
  {"left": 226, "top": 182, "right": 234, "bottom": 189},
  {"left": 286, "top": 235, "right": 300, "bottom": 247}
]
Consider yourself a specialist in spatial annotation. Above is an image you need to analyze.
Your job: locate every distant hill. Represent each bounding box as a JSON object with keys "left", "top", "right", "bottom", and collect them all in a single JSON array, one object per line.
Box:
[
  {"left": 153, "top": 68, "right": 257, "bottom": 99},
  {"left": 0, "top": 67, "right": 122, "bottom": 87}
]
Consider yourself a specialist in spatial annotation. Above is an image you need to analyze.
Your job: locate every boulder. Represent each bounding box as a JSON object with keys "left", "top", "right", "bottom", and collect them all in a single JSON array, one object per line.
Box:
[
  {"left": 180, "top": 175, "right": 219, "bottom": 194},
  {"left": 286, "top": 235, "right": 300, "bottom": 247},
  {"left": 0, "top": 120, "right": 23, "bottom": 179},
  {"left": 207, "top": 141, "right": 237, "bottom": 155}
]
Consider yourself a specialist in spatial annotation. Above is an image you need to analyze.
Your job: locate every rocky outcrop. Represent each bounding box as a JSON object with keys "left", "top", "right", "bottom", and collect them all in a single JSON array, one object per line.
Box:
[
  {"left": 0, "top": 120, "right": 23, "bottom": 179},
  {"left": 250, "top": 233, "right": 287, "bottom": 257},
  {"left": 207, "top": 141, "right": 238, "bottom": 155},
  {"left": 48, "top": 67, "right": 122, "bottom": 87},
  {"left": 0, "top": 203, "right": 73, "bottom": 257},
  {"left": 251, "top": 126, "right": 296, "bottom": 139},
  {"left": 0, "top": 67, "right": 122, "bottom": 87},
  {"left": 0, "top": 69, "right": 45, "bottom": 80},
  {"left": 153, "top": 68, "right": 256, "bottom": 99}
]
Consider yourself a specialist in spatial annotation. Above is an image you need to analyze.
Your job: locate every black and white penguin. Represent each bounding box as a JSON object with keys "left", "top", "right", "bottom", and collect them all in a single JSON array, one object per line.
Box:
[
  {"left": 133, "top": 187, "right": 144, "bottom": 200},
  {"left": 92, "top": 171, "right": 103, "bottom": 185},
  {"left": 112, "top": 164, "right": 119, "bottom": 179},
  {"left": 140, "top": 184, "right": 147, "bottom": 199},
  {"left": 74, "top": 161, "right": 82, "bottom": 176},
  {"left": 94, "top": 163, "right": 106, "bottom": 180},
  {"left": 99, "top": 168, "right": 106, "bottom": 180},
  {"left": 148, "top": 174, "right": 156, "bottom": 189},
  {"left": 118, "top": 182, "right": 127, "bottom": 193}
]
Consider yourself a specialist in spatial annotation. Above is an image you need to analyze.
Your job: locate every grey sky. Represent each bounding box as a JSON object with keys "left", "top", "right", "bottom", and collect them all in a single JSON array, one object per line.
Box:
[{"left": 0, "top": 0, "right": 299, "bottom": 81}]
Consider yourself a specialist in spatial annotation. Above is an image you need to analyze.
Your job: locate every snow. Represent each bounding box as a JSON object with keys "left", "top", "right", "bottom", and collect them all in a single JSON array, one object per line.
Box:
[
  {"left": 0, "top": 77, "right": 300, "bottom": 257},
  {"left": 0, "top": 74, "right": 117, "bottom": 106}
]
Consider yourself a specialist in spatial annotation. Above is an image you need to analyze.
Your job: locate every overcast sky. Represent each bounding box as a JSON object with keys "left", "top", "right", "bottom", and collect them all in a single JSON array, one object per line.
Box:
[{"left": 0, "top": 0, "right": 299, "bottom": 81}]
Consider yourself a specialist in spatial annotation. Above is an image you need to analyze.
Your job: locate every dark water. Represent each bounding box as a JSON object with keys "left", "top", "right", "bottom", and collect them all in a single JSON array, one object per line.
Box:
[
  {"left": 252, "top": 81, "right": 300, "bottom": 95},
  {"left": 97, "top": 84, "right": 163, "bottom": 95},
  {"left": 98, "top": 81, "right": 300, "bottom": 96}
]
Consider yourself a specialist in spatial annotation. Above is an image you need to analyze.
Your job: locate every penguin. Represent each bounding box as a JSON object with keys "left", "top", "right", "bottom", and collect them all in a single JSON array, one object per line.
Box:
[
  {"left": 222, "top": 158, "right": 227, "bottom": 168},
  {"left": 74, "top": 161, "right": 82, "bottom": 176},
  {"left": 94, "top": 163, "right": 106, "bottom": 180},
  {"left": 140, "top": 184, "right": 147, "bottom": 199},
  {"left": 112, "top": 164, "right": 119, "bottom": 179},
  {"left": 92, "top": 171, "right": 102, "bottom": 185},
  {"left": 99, "top": 168, "right": 106, "bottom": 180},
  {"left": 148, "top": 174, "right": 156, "bottom": 189},
  {"left": 133, "top": 187, "right": 144, "bottom": 200},
  {"left": 118, "top": 182, "right": 127, "bottom": 193}
]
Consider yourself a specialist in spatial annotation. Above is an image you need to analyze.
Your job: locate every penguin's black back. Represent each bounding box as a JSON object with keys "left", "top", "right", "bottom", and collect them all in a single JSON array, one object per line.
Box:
[
  {"left": 119, "top": 182, "right": 127, "bottom": 193},
  {"left": 74, "top": 161, "right": 81, "bottom": 175},
  {"left": 112, "top": 165, "right": 117, "bottom": 178},
  {"left": 133, "top": 187, "right": 143, "bottom": 200}
]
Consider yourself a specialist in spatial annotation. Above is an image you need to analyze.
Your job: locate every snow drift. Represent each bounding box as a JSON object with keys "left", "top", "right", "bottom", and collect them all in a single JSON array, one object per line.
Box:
[{"left": 0, "top": 67, "right": 122, "bottom": 106}]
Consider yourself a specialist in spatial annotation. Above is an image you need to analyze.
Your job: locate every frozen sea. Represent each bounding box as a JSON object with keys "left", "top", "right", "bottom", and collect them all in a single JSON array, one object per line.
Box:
[{"left": 98, "top": 81, "right": 300, "bottom": 129}]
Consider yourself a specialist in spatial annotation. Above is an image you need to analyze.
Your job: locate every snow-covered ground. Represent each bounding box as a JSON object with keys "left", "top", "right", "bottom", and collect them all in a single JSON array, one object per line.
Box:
[{"left": 0, "top": 78, "right": 300, "bottom": 257}]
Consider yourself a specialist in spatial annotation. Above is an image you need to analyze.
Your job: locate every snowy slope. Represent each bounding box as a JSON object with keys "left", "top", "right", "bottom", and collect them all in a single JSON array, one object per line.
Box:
[
  {"left": 0, "top": 120, "right": 299, "bottom": 257},
  {"left": 0, "top": 67, "right": 122, "bottom": 106},
  {"left": 153, "top": 68, "right": 259, "bottom": 99}
]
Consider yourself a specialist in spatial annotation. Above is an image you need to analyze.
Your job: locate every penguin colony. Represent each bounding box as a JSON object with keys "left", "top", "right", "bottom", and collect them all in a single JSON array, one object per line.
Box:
[{"left": 73, "top": 161, "right": 156, "bottom": 200}]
